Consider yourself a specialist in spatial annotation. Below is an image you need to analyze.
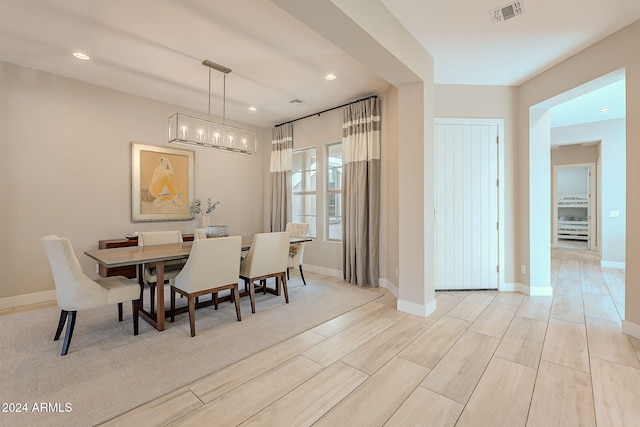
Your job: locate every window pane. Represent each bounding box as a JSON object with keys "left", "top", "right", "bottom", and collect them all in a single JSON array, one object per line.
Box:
[
  {"left": 292, "top": 194, "right": 316, "bottom": 237},
  {"left": 327, "top": 143, "right": 342, "bottom": 191},
  {"left": 292, "top": 170, "right": 316, "bottom": 192},
  {"left": 327, "top": 166, "right": 342, "bottom": 191},
  {"left": 328, "top": 191, "right": 342, "bottom": 241},
  {"left": 292, "top": 149, "right": 316, "bottom": 173},
  {"left": 292, "top": 214, "right": 316, "bottom": 238}
]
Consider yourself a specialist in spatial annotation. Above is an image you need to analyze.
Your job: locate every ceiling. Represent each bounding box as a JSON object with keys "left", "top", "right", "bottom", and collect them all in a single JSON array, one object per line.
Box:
[{"left": 1, "top": 0, "right": 638, "bottom": 128}]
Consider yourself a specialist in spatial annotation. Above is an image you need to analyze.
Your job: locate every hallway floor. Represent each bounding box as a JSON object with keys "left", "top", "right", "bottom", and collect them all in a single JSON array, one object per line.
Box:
[{"left": 104, "top": 249, "right": 639, "bottom": 426}]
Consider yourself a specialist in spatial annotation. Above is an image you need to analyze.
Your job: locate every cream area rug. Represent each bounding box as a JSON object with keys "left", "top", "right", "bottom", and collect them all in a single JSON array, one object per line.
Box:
[{"left": 0, "top": 275, "right": 380, "bottom": 427}]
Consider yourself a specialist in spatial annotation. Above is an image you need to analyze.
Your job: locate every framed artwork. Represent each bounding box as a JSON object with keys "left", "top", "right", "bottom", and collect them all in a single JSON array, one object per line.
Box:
[{"left": 131, "top": 143, "right": 195, "bottom": 221}]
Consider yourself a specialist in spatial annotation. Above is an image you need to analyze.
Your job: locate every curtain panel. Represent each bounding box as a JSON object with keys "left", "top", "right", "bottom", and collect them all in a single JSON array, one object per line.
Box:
[
  {"left": 270, "top": 123, "right": 293, "bottom": 232},
  {"left": 342, "top": 98, "right": 381, "bottom": 287}
]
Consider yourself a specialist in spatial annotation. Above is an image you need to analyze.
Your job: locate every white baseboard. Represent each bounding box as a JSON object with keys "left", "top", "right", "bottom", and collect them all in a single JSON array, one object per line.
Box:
[
  {"left": 499, "top": 282, "right": 521, "bottom": 292},
  {"left": 378, "top": 278, "right": 399, "bottom": 298},
  {"left": 397, "top": 297, "right": 437, "bottom": 317},
  {"left": 0, "top": 290, "right": 56, "bottom": 310},
  {"left": 302, "top": 264, "right": 343, "bottom": 279},
  {"left": 503, "top": 283, "right": 553, "bottom": 296},
  {"left": 601, "top": 260, "right": 626, "bottom": 269},
  {"left": 622, "top": 320, "right": 640, "bottom": 340},
  {"left": 528, "top": 285, "right": 553, "bottom": 296}
]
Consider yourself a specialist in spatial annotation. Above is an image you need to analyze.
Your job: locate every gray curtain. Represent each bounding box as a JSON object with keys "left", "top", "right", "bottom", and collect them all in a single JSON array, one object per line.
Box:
[
  {"left": 342, "top": 98, "right": 380, "bottom": 287},
  {"left": 270, "top": 123, "right": 293, "bottom": 232}
]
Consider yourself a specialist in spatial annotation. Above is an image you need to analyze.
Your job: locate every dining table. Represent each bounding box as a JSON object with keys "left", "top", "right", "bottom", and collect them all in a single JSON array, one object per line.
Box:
[{"left": 85, "top": 236, "right": 311, "bottom": 332}]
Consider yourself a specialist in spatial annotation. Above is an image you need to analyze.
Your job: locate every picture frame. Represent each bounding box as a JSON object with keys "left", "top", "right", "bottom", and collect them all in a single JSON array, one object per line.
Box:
[{"left": 131, "top": 142, "right": 195, "bottom": 221}]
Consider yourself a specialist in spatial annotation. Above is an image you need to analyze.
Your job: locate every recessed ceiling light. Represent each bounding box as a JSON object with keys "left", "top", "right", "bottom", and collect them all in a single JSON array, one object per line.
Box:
[
  {"left": 598, "top": 107, "right": 609, "bottom": 112},
  {"left": 73, "top": 52, "right": 90, "bottom": 61},
  {"left": 248, "top": 106, "right": 257, "bottom": 112},
  {"left": 324, "top": 74, "right": 336, "bottom": 81}
]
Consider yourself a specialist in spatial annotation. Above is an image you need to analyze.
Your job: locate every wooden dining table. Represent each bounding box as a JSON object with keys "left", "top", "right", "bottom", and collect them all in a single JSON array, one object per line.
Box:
[{"left": 85, "top": 236, "right": 310, "bottom": 331}]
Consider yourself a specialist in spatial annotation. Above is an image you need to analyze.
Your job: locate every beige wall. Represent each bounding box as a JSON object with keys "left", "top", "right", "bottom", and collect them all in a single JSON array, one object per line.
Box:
[
  {"left": 0, "top": 62, "right": 266, "bottom": 301},
  {"left": 518, "top": 20, "right": 640, "bottom": 327},
  {"left": 434, "top": 84, "right": 518, "bottom": 284}
]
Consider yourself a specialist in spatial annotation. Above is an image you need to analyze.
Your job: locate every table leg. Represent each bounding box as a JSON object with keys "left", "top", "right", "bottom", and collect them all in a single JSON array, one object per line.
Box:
[{"left": 156, "top": 261, "right": 165, "bottom": 331}]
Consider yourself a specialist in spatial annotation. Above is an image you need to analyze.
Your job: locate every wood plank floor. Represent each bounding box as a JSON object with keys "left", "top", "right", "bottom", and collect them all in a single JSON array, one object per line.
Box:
[{"left": 102, "top": 248, "right": 639, "bottom": 426}]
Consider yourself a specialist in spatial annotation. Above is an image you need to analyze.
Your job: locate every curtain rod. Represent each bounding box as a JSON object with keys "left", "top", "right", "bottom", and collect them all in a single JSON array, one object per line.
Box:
[{"left": 275, "top": 95, "right": 377, "bottom": 127}]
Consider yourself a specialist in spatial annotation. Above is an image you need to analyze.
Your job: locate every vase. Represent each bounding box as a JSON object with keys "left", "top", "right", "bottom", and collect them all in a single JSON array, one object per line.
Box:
[
  {"left": 201, "top": 215, "right": 210, "bottom": 228},
  {"left": 206, "top": 225, "right": 229, "bottom": 238}
]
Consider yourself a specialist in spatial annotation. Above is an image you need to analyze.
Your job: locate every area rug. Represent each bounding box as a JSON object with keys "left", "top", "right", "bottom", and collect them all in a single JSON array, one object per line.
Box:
[{"left": 0, "top": 275, "right": 380, "bottom": 426}]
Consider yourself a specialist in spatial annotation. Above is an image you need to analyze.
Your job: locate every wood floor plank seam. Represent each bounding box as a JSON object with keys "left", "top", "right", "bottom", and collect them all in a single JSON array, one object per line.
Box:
[{"left": 97, "top": 248, "right": 636, "bottom": 427}]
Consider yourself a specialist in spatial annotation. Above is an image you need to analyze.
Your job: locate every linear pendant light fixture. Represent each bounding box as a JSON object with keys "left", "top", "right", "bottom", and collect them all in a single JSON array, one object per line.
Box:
[{"left": 169, "top": 59, "right": 256, "bottom": 154}]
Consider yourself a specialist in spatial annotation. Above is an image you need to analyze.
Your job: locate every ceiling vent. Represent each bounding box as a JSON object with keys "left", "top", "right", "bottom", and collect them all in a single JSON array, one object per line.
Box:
[
  {"left": 491, "top": 1, "right": 525, "bottom": 23},
  {"left": 289, "top": 99, "right": 305, "bottom": 104}
]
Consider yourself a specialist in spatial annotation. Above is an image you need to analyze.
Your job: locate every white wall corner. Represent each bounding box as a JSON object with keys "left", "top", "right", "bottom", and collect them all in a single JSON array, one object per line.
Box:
[
  {"left": 622, "top": 320, "right": 640, "bottom": 340},
  {"left": 379, "top": 278, "right": 399, "bottom": 298},
  {"left": 600, "top": 260, "right": 626, "bottom": 269},
  {"left": 397, "top": 297, "right": 437, "bottom": 317},
  {"left": 0, "top": 290, "right": 57, "bottom": 311}
]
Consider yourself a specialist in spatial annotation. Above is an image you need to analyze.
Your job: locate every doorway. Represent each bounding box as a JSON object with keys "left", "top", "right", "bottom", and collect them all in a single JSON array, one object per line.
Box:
[{"left": 552, "top": 163, "right": 597, "bottom": 251}]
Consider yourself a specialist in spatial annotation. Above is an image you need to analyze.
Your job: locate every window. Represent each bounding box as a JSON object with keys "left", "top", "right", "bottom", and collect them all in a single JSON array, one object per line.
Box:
[
  {"left": 292, "top": 148, "right": 316, "bottom": 237},
  {"left": 326, "top": 142, "right": 342, "bottom": 241}
]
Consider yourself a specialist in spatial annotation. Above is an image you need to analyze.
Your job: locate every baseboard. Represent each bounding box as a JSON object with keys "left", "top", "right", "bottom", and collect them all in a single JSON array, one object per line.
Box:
[
  {"left": 504, "top": 283, "right": 553, "bottom": 296},
  {"left": 499, "top": 282, "right": 520, "bottom": 292},
  {"left": 378, "top": 278, "right": 399, "bottom": 298},
  {"left": 0, "top": 290, "right": 56, "bottom": 310},
  {"left": 622, "top": 320, "right": 640, "bottom": 340},
  {"left": 302, "top": 264, "right": 343, "bottom": 279},
  {"left": 601, "top": 260, "right": 626, "bottom": 269},
  {"left": 528, "top": 285, "right": 554, "bottom": 296},
  {"left": 397, "top": 297, "right": 437, "bottom": 317}
]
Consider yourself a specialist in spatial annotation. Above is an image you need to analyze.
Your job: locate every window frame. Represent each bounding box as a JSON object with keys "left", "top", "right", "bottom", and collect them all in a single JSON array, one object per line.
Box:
[
  {"left": 291, "top": 147, "right": 317, "bottom": 238},
  {"left": 325, "top": 141, "right": 343, "bottom": 242}
]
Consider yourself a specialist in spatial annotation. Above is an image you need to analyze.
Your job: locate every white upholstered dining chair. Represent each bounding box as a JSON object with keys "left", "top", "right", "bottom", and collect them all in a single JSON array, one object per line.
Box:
[
  {"left": 41, "top": 235, "right": 140, "bottom": 356},
  {"left": 137, "top": 230, "right": 184, "bottom": 313},
  {"left": 239, "top": 232, "right": 290, "bottom": 313},
  {"left": 285, "top": 222, "right": 309, "bottom": 286},
  {"left": 170, "top": 236, "right": 242, "bottom": 337}
]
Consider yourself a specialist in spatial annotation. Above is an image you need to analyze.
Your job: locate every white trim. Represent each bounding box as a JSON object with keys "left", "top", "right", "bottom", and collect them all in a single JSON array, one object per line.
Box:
[
  {"left": 601, "top": 260, "right": 625, "bottom": 269},
  {"left": 499, "top": 282, "right": 520, "bottom": 292},
  {"left": 397, "top": 297, "right": 437, "bottom": 317},
  {"left": 0, "top": 290, "right": 56, "bottom": 310},
  {"left": 379, "top": 278, "right": 399, "bottom": 298},
  {"left": 622, "top": 320, "right": 640, "bottom": 340},
  {"left": 528, "top": 285, "right": 554, "bottom": 296},
  {"left": 302, "top": 264, "right": 343, "bottom": 279}
]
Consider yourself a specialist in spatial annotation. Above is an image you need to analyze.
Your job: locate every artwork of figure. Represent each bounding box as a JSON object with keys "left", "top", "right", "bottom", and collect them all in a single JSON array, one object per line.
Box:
[{"left": 140, "top": 153, "right": 188, "bottom": 214}]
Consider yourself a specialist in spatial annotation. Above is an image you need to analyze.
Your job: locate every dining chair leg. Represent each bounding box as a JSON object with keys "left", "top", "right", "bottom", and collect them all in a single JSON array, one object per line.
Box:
[
  {"left": 287, "top": 268, "right": 290, "bottom": 280},
  {"left": 213, "top": 292, "right": 218, "bottom": 310},
  {"left": 54, "top": 310, "right": 67, "bottom": 341},
  {"left": 249, "top": 279, "right": 256, "bottom": 314},
  {"left": 261, "top": 279, "right": 267, "bottom": 295},
  {"left": 188, "top": 296, "right": 196, "bottom": 337},
  {"left": 61, "top": 311, "right": 77, "bottom": 356},
  {"left": 132, "top": 299, "right": 140, "bottom": 335},
  {"left": 282, "top": 273, "right": 289, "bottom": 304},
  {"left": 149, "top": 283, "right": 156, "bottom": 314},
  {"left": 118, "top": 302, "right": 123, "bottom": 321},
  {"left": 299, "top": 265, "right": 307, "bottom": 286},
  {"left": 233, "top": 285, "right": 242, "bottom": 321},
  {"left": 170, "top": 287, "right": 176, "bottom": 323}
]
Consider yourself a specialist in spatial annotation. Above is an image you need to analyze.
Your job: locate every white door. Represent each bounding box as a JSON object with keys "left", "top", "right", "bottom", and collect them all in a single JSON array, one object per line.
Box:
[{"left": 435, "top": 120, "right": 499, "bottom": 290}]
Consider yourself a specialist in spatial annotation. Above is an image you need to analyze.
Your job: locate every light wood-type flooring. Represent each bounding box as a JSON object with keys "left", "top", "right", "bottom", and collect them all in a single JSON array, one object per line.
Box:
[{"left": 103, "top": 248, "right": 639, "bottom": 426}]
